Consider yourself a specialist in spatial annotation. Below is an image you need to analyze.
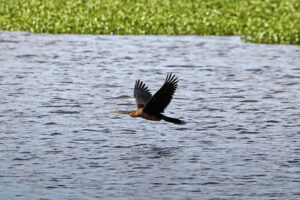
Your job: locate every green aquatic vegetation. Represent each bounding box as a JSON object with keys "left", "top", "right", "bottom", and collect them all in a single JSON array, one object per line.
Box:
[{"left": 0, "top": 0, "right": 299, "bottom": 44}]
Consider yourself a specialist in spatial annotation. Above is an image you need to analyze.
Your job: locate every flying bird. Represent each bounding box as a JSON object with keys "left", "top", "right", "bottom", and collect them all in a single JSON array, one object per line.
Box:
[{"left": 114, "top": 73, "right": 185, "bottom": 125}]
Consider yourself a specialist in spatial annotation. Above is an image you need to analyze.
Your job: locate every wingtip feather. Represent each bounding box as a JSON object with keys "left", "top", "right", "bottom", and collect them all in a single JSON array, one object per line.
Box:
[{"left": 165, "top": 73, "right": 178, "bottom": 84}]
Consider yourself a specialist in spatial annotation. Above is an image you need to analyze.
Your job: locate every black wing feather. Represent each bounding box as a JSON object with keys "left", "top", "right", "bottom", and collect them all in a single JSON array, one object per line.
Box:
[
  {"left": 134, "top": 80, "right": 152, "bottom": 108},
  {"left": 143, "top": 73, "right": 178, "bottom": 114}
]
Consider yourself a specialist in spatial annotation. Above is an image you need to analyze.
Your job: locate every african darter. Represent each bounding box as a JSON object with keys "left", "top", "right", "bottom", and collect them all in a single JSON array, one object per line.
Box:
[{"left": 115, "top": 73, "right": 185, "bottom": 125}]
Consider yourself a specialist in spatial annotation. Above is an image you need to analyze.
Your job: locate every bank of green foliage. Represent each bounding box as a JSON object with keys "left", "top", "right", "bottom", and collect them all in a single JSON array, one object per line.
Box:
[{"left": 0, "top": 0, "right": 299, "bottom": 44}]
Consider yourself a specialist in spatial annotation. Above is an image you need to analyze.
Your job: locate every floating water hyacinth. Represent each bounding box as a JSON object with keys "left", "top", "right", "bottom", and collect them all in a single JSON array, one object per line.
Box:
[{"left": 0, "top": 0, "right": 299, "bottom": 44}]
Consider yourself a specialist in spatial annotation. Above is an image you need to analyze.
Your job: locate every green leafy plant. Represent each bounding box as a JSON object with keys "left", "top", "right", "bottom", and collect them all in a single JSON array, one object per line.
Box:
[{"left": 0, "top": 0, "right": 299, "bottom": 44}]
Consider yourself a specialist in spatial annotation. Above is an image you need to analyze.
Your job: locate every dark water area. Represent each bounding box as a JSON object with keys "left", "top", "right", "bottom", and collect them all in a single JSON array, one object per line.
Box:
[{"left": 0, "top": 31, "right": 299, "bottom": 199}]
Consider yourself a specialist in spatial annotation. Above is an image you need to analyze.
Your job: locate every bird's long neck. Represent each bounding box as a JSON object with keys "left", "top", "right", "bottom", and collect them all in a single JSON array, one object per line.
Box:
[
  {"left": 115, "top": 110, "right": 131, "bottom": 114},
  {"left": 114, "top": 110, "right": 141, "bottom": 118},
  {"left": 114, "top": 110, "right": 133, "bottom": 115},
  {"left": 129, "top": 111, "right": 140, "bottom": 117}
]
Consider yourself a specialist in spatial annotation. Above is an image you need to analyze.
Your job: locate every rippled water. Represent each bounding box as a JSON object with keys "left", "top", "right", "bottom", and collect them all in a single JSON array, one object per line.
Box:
[{"left": 0, "top": 31, "right": 299, "bottom": 200}]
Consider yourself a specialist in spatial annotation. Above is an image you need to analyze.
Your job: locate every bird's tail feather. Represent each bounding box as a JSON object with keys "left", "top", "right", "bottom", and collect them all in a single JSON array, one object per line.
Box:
[{"left": 162, "top": 115, "right": 186, "bottom": 125}]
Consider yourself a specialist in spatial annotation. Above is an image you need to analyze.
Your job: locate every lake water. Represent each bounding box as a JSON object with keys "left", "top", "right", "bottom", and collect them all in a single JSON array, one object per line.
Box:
[{"left": 0, "top": 31, "right": 299, "bottom": 200}]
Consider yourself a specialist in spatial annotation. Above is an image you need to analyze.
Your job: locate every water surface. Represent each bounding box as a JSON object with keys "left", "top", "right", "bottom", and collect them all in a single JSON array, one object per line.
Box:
[{"left": 0, "top": 31, "right": 300, "bottom": 200}]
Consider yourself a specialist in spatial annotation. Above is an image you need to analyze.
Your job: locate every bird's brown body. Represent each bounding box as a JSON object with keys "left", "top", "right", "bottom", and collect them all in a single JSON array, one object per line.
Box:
[
  {"left": 115, "top": 73, "right": 185, "bottom": 125},
  {"left": 130, "top": 109, "right": 161, "bottom": 121}
]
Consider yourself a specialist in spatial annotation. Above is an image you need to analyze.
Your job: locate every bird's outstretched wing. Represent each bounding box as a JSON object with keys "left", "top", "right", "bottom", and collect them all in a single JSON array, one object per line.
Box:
[
  {"left": 143, "top": 73, "right": 178, "bottom": 114},
  {"left": 134, "top": 80, "right": 152, "bottom": 108}
]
